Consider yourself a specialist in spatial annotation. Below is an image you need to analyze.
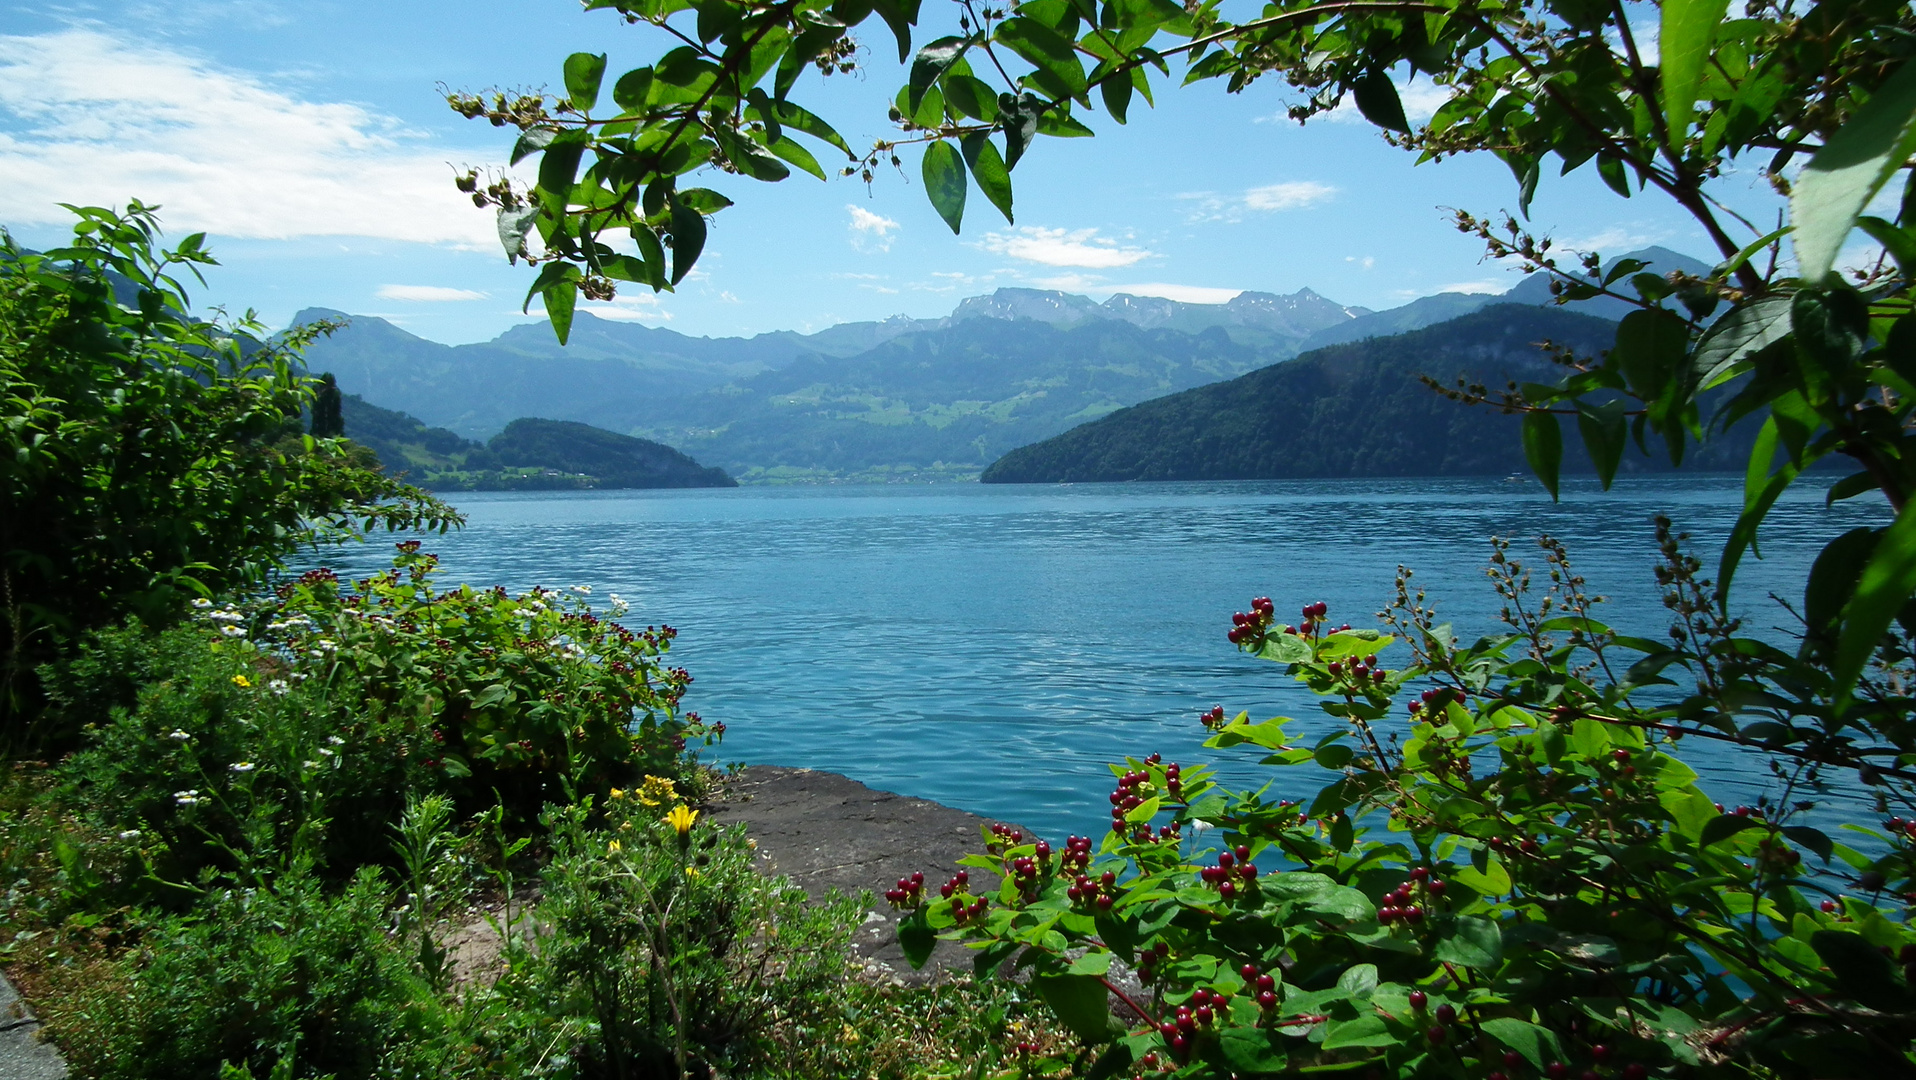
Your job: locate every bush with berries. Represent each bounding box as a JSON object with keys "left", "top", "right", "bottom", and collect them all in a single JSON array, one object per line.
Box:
[{"left": 897, "top": 528, "right": 1916, "bottom": 1078}]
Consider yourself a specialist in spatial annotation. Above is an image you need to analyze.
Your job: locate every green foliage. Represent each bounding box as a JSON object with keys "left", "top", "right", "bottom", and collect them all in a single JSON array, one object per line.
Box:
[
  {"left": 0, "top": 205, "right": 459, "bottom": 750},
  {"left": 518, "top": 798, "right": 861, "bottom": 1078},
  {"left": 310, "top": 373, "right": 344, "bottom": 439},
  {"left": 488, "top": 418, "right": 737, "bottom": 488},
  {"left": 904, "top": 534, "right": 1916, "bottom": 1076}
]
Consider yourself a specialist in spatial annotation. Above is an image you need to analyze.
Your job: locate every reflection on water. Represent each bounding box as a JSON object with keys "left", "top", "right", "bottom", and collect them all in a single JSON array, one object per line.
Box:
[{"left": 319, "top": 474, "right": 1882, "bottom": 843}]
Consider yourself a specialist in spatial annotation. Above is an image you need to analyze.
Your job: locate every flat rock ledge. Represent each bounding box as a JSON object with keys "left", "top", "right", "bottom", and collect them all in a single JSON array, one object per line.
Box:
[
  {"left": 0, "top": 969, "right": 65, "bottom": 1080},
  {"left": 709, "top": 764, "right": 1027, "bottom": 984}
]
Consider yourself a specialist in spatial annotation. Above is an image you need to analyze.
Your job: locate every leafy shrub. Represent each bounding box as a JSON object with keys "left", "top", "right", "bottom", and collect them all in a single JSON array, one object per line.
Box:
[
  {"left": 904, "top": 533, "right": 1916, "bottom": 1078},
  {"left": 67, "top": 866, "right": 453, "bottom": 1080},
  {"left": 520, "top": 795, "right": 859, "bottom": 1079},
  {"left": 0, "top": 204, "right": 458, "bottom": 750}
]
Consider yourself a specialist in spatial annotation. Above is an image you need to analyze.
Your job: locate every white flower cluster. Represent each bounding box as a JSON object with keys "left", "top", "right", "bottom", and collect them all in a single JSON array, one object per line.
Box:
[
  {"left": 264, "top": 614, "right": 315, "bottom": 634},
  {"left": 174, "top": 789, "right": 202, "bottom": 806},
  {"left": 609, "top": 593, "right": 630, "bottom": 616}
]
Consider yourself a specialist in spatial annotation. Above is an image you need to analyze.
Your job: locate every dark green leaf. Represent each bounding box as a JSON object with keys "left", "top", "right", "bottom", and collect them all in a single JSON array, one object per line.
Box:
[
  {"left": 1614, "top": 308, "right": 1690, "bottom": 401},
  {"left": 1000, "top": 92, "right": 1042, "bottom": 169},
  {"left": 872, "top": 0, "right": 920, "bottom": 62},
  {"left": 1219, "top": 1027, "right": 1288, "bottom": 1071},
  {"left": 1699, "top": 813, "right": 1764, "bottom": 847},
  {"left": 1857, "top": 215, "right": 1916, "bottom": 278},
  {"left": 543, "top": 278, "right": 577, "bottom": 345},
  {"left": 1481, "top": 1018, "right": 1562, "bottom": 1069},
  {"left": 1834, "top": 497, "right": 1916, "bottom": 706},
  {"left": 943, "top": 74, "right": 1001, "bottom": 122},
  {"left": 1083, "top": 1041, "right": 1135, "bottom": 1080},
  {"left": 960, "top": 133, "right": 1014, "bottom": 223},
  {"left": 1576, "top": 399, "right": 1627, "bottom": 489},
  {"left": 770, "top": 99, "right": 855, "bottom": 157},
  {"left": 1693, "top": 295, "right": 1793, "bottom": 389},
  {"left": 1314, "top": 743, "right": 1354, "bottom": 769},
  {"left": 667, "top": 194, "right": 706, "bottom": 285},
  {"left": 1805, "top": 527, "right": 1880, "bottom": 643},
  {"left": 1432, "top": 914, "right": 1503, "bottom": 969},
  {"left": 922, "top": 140, "right": 967, "bottom": 233},
  {"left": 1099, "top": 67, "right": 1133, "bottom": 123},
  {"left": 536, "top": 131, "right": 591, "bottom": 206},
  {"left": 1351, "top": 70, "right": 1409, "bottom": 133},
  {"left": 997, "top": 18, "right": 1087, "bottom": 98},
  {"left": 564, "top": 52, "right": 608, "bottom": 112},
  {"left": 612, "top": 67, "right": 654, "bottom": 112},
  {"left": 898, "top": 914, "right": 936, "bottom": 969},
  {"left": 510, "top": 126, "right": 558, "bottom": 166},
  {"left": 1827, "top": 472, "right": 1881, "bottom": 505},
  {"left": 1035, "top": 974, "right": 1116, "bottom": 1043},
  {"left": 766, "top": 135, "right": 827, "bottom": 180},
  {"left": 1782, "top": 825, "right": 1835, "bottom": 861},
  {"left": 910, "top": 36, "right": 970, "bottom": 113},
  {"left": 1521, "top": 410, "right": 1563, "bottom": 500},
  {"left": 1810, "top": 930, "right": 1916, "bottom": 1010}
]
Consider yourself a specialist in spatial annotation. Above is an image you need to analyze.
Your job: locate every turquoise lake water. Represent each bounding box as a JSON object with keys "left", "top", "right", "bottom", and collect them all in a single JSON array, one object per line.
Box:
[{"left": 321, "top": 475, "right": 1882, "bottom": 844}]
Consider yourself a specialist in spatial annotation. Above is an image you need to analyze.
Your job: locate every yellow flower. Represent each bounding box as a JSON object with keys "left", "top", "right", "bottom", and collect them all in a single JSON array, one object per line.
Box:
[
  {"left": 685, "top": 865, "right": 701, "bottom": 878},
  {"left": 231, "top": 675, "right": 252, "bottom": 688},
  {"left": 607, "top": 839, "right": 622, "bottom": 855},
  {"left": 609, "top": 788, "right": 625, "bottom": 800},
  {"left": 666, "top": 803, "right": 698, "bottom": 838},
  {"left": 637, "top": 774, "right": 676, "bottom": 807}
]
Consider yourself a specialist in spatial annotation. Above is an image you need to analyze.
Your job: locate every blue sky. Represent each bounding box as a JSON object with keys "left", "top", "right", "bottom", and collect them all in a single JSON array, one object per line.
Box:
[{"left": 0, "top": 0, "right": 1791, "bottom": 344}]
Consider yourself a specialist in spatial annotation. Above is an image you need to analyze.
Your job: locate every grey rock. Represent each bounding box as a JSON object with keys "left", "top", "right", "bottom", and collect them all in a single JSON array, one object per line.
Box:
[{"left": 0, "top": 971, "right": 66, "bottom": 1080}]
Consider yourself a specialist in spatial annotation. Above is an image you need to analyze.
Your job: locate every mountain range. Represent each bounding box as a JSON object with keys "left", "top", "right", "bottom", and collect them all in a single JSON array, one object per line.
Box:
[{"left": 298, "top": 247, "right": 1709, "bottom": 482}]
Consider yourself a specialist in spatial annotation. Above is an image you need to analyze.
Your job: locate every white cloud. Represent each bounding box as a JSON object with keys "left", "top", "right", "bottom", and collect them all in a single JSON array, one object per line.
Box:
[
  {"left": 1433, "top": 280, "right": 1510, "bottom": 295},
  {"left": 1555, "top": 225, "right": 1666, "bottom": 253},
  {"left": 1179, "top": 181, "right": 1337, "bottom": 223},
  {"left": 1346, "top": 255, "right": 1376, "bottom": 270},
  {"left": 1101, "top": 283, "right": 1243, "bottom": 304},
  {"left": 584, "top": 292, "right": 673, "bottom": 322},
  {"left": 375, "top": 284, "right": 488, "bottom": 302},
  {"left": 1029, "top": 272, "right": 1107, "bottom": 291},
  {"left": 1243, "top": 181, "right": 1338, "bottom": 211},
  {"left": 0, "top": 29, "right": 500, "bottom": 246},
  {"left": 847, "top": 204, "right": 900, "bottom": 251},
  {"left": 977, "top": 226, "right": 1151, "bottom": 268}
]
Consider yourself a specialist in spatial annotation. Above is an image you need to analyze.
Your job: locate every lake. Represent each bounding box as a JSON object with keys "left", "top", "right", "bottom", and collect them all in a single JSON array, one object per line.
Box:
[{"left": 321, "top": 474, "right": 1880, "bottom": 844}]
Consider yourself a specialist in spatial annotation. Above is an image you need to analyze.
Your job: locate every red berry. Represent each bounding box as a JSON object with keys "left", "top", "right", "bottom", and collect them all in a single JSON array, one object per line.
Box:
[
  {"left": 1240, "top": 963, "right": 1259, "bottom": 979},
  {"left": 1592, "top": 1045, "right": 1612, "bottom": 1062},
  {"left": 1219, "top": 881, "right": 1237, "bottom": 900},
  {"left": 1547, "top": 1065, "right": 1569, "bottom": 1079},
  {"left": 1504, "top": 1052, "right": 1523, "bottom": 1068},
  {"left": 1410, "top": 867, "right": 1430, "bottom": 881},
  {"left": 1256, "top": 974, "right": 1275, "bottom": 992},
  {"left": 1257, "top": 989, "right": 1277, "bottom": 1009},
  {"left": 1427, "top": 1025, "right": 1448, "bottom": 1044},
  {"left": 1428, "top": 880, "right": 1447, "bottom": 896},
  {"left": 1434, "top": 1003, "right": 1456, "bottom": 1024},
  {"left": 1622, "top": 1066, "right": 1647, "bottom": 1080},
  {"left": 1235, "top": 844, "right": 1251, "bottom": 861},
  {"left": 1408, "top": 990, "right": 1427, "bottom": 1010}
]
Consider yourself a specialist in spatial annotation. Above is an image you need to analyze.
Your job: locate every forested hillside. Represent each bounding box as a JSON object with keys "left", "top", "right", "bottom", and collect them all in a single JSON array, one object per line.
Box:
[{"left": 981, "top": 305, "right": 1760, "bottom": 483}]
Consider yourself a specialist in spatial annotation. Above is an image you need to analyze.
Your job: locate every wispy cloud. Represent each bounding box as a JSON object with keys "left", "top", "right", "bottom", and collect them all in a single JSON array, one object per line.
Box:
[
  {"left": 376, "top": 284, "right": 487, "bottom": 302},
  {"left": 1028, "top": 272, "right": 1107, "bottom": 291},
  {"left": 847, "top": 204, "right": 900, "bottom": 252},
  {"left": 1433, "top": 279, "right": 1509, "bottom": 295},
  {"left": 584, "top": 292, "right": 673, "bottom": 322},
  {"left": 0, "top": 29, "right": 498, "bottom": 246},
  {"left": 977, "top": 226, "right": 1151, "bottom": 268},
  {"left": 1180, "top": 181, "right": 1337, "bottom": 223}
]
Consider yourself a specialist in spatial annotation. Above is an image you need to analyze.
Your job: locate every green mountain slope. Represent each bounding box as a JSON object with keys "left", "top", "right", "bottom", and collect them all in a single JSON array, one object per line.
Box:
[
  {"left": 633, "top": 317, "right": 1286, "bottom": 481},
  {"left": 980, "top": 305, "right": 1756, "bottom": 483},
  {"left": 335, "top": 394, "right": 733, "bottom": 489}
]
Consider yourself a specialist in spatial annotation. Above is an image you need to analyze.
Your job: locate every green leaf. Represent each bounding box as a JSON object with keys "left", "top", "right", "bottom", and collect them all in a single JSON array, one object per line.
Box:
[
  {"left": 1481, "top": 1018, "right": 1562, "bottom": 1070},
  {"left": 536, "top": 130, "right": 591, "bottom": 206},
  {"left": 1083, "top": 1041, "right": 1136, "bottom": 1080},
  {"left": 769, "top": 100, "right": 855, "bottom": 158},
  {"left": 1099, "top": 68, "right": 1133, "bottom": 123},
  {"left": 1575, "top": 399, "right": 1627, "bottom": 489},
  {"left": 943, "top": 74, "right": 1001, "bottom": 122},
  {"left": 564, "top": 52, "right": 608, "bottom": 112},
  {"left": 1450, "top": 858, "right": 1511, "bottom": 897},
  {"left": 543, "top": 277, "right": 577, "bottom": 346},
  {"left": 612, "top": 67, "right": 654, "bottom": 113},
  {"left": 1521, "top": 410, "right": 1562, "bottom": 499},
  {"left": 960, "top": 133, "right": 1014, "bottom": 224},
  {"left": 1782, "top": 825, "right": 1835, "bottom": 861},
  {"left": 1615, "top": 308, "right": 1691, "bottom": 401},
  {"left": 1067, "top": 950, "right": 1113, "bottom": 975},
  {"left": 1336, "top": 963, "right": 1379, "bottom": 995},
  {"left": 996, "top": 18, "right": 1087, "bottom": 98},
  {"left": 496, "top": 205, "right": 539, "bottom": 263},
  {"left": 509, "top": 126, "right": 557, "bottom": 166},
  {"left": 1693, "top": 295, "right": 1793, "bottom": 389},
  {"left": 1314, "top": 743, "right": 1354, "bottom": 769},
  {"left": 910, "top": 37, "right": 970, "bottom": 113},
  {"left": 1857, "top": 215, "right": 1916, "bottom": 278},
  {"left": 667, "top": 194, "right": 706, "bottom": 285},
  {"left": 1659, "top": 0, "right": 1729, "bottom": 144},
  {"left": 1810, "top": 930, "right": 1916, "bottom": 1010},
  {"left": 1035, "top": 974, "right": 1115, "bottom": 1043},
  {"left": 922, "top": 141, "right": 967, "bottom": 233},
  {"left": 1793, "top": 59, "right": 1916, "bottom": 284},
  {"left": 898, "top": 914, "right": 936, "bottom": 969},
  {"left": 1432, "top": 915, "right": 1503, "bottom": 969},
  {"left": 765, "top": 135, "right": 827, "bottom": 180},
  {"left": 1834, "top": 496, "right": 1916, "bottom": 707},
  {"left": 1805, "top": 527, "right": 1881, "bottom": 642},
  {"left": 1699, "top": 813, "right": 1764, "bottom": 848},
  {"left": 1321, "top": 1016, "right": 1396, "bottom": 1050},
  {"left": 1352, "top": 69, "right": 1410, "bottom": 133},
  {"left": 1219, "top": 1027, "right": 1288, "bottom": 1072}
]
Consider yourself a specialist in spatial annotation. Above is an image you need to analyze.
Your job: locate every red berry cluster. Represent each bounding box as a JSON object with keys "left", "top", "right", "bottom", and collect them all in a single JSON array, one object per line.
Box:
[
  {"left": 885, "top": 871, "right": 924, "bottom": 908},
  {"left": 985, "top": 823, "right": 1024, "bottom": 854},
  {"left": 1406, "top": 991, "right": 1462, "bottom": 1043},
  {"left": 1198, "top": 704, "right": 1227, "bottom": 731},
  {"left": 1239, "top": 962, "right": 1278, "bottom": 1011},
  {"left": 1136, "top": 939, "right": 1171, "bottom": 984},
  {"left": 1067, "top": 869, "right": 1118, "bottom": 910},
  {"left": 938, "top": 870, "right": 988, "bottom": 924},
  {"left": 1326, "top": 653, "right": 1387, "bottom": 688},
  {"left": 1157, "top": 987, "right": 1233, "bottom": 1058},
  {"left": 1110, "top": 769, "right": 1155, "bottom": 833},
  {"left": 1376, "top": 865, "right": 1445, "bottom": 926},
  {"left": 1887, "top": 816, "right": 1916, "bottom": 842},
  {"left": 1227, "top": 597, "right": 1276, "bottom": 645},
  {"left": 1198, "top": 844, "right": 1259, "bottom": 900},
  {"left": 1059, "top": 834, "right": 1094, "bottom": 875},
  {"left": 1008, "top": 849, "right": 1047, "bottom": 901}
]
